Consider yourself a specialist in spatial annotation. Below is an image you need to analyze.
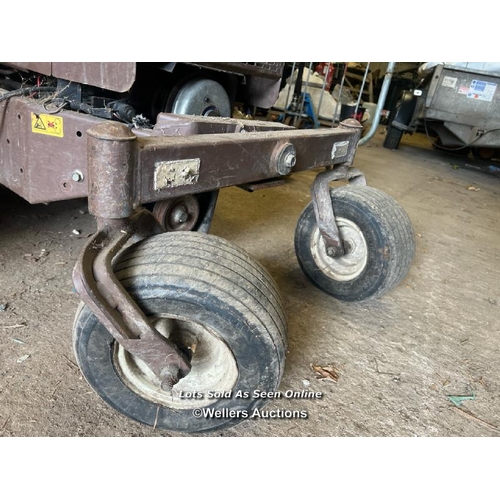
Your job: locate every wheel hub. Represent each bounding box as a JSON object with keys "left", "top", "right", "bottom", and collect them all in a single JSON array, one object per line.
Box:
[
  {"left": 114, "top": 315, "right": 239, "bottom": 410},
  {"left": 153, "top": 195, "right": 200, "bottom": 232},
  {"left": 311, "top": 217, "right": 368, "bottom": 282},
  {"left": 171, "top": 79, "right": 231, "bottom": 117}
]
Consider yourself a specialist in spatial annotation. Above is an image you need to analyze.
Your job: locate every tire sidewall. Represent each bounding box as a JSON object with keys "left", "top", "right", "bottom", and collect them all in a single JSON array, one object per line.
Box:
[{"left": 74, "top": 287, "right": 283, "bottom": 434}]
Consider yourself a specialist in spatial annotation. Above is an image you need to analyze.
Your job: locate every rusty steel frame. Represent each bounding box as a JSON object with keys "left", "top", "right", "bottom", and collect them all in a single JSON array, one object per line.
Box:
[
  {"left": 68, "top": 114, "right": 363, "bottom": 389},
  {"left": 0, "top": 99, "right": 295, "bottom": 205},
  {"left": 133, "top": 119, "right": 362, "bottom": 204}
]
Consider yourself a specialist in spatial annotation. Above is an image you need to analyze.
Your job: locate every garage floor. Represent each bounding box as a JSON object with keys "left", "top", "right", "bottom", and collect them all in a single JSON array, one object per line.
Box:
[{"left": 0, "top": 128, "right": 499, "bottom": 437}]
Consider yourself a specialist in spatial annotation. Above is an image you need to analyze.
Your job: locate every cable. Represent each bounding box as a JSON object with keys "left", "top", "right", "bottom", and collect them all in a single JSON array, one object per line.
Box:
[
  {"left": 424, "top": 118, "right": 500, "bottom": 151},
  {"left": 42, "top": 98, "right": 68, "bottom": 114},
  {"left": 0, "top": 86, "right": 57, "bottom": 104}
]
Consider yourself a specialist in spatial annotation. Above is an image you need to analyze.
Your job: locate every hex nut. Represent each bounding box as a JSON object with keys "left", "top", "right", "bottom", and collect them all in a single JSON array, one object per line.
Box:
[
  {"left": 274, "top": 142, "right": 297, "bottom": 175},
  {"left": 71, "top": 171, "right": 84, "bottom": 183}
]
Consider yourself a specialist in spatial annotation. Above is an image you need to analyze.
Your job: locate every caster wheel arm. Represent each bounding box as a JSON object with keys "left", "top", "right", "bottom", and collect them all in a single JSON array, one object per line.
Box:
[{"left": 73, "top": 209, "right": 191, "bottom": 387}]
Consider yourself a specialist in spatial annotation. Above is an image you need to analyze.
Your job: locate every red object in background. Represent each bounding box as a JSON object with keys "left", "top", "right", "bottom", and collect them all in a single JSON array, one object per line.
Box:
[{"left": 315, "top": 63, "right": 335, "bottom": 91}]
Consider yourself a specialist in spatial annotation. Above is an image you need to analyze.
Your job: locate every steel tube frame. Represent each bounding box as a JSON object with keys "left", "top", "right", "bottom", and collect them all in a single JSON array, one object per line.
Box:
[{"left": 358, "top": 62, "right": 396, "bottom": 146}]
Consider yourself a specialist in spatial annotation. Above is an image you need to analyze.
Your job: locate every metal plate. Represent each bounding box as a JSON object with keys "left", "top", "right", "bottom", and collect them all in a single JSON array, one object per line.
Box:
[{"left": 154, "top": 159, "right": 201, "bottom": 190}]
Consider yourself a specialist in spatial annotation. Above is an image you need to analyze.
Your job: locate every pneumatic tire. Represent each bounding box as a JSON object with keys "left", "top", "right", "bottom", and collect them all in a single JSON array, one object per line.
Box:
[
  {"left": 73, "top": 232, "right": 287, "bottom": 433},
  {"left": 383, "top": 124, "right": 404, "bottom": 150},
  {"left": 294, "top": 186, "right": 415, "bottom": 301}
]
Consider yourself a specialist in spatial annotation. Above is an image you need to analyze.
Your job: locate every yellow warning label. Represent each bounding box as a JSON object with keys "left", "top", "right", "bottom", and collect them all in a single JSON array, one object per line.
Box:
[{"left": 31, "top": 113, "right": 64, "bottom": 138}]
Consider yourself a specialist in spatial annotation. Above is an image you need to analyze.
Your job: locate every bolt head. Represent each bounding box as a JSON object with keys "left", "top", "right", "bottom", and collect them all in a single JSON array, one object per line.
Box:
[
  {"left": 71, "top": 171, "right": 84, "bottom": 182},
  {"left": 285, "top": 153, "right": 296, "bottom": 168},
  {"left": 275, "top": 142, "right": 296, "bottom": 175},
  {"left": 172, "top": 207, "right": 189, "bottom": 225},
  {"left": 326, "top": 247, "right": 336, "bottom": 257}
]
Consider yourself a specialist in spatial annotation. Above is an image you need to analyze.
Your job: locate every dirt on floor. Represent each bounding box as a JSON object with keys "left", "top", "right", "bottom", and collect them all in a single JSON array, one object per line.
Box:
[{"left": 0, "top": 128, "right": 499, "bottom": 437}]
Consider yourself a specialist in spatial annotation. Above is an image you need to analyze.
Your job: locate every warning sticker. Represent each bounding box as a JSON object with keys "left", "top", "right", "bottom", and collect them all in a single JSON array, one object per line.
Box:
[
  {"left": 465, "top": 79, "right": 497, "bottom": 102},
  {"left": 31, "top": 113, "right": 64, "bottom": 138},
  {"left": 442, "top": 76, "right": 457, "bottom": 89}
]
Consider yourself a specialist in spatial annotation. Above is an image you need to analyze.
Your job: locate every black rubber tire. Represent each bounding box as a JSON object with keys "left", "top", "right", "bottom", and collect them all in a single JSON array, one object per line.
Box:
[
  {"left": 383, "top": 124, "right": 403, "bottom": 150},
  {"left": 294, "top": 186, "right": 415, "bottom": 301},
  {"left": 73, "top": 232, "right": 287, "bottom": 433}
]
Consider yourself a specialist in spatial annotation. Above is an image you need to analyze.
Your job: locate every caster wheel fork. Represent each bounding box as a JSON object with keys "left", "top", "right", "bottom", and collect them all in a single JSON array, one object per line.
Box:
[{"left": 296, "top": 167, "right": 415, "bottom": 301}]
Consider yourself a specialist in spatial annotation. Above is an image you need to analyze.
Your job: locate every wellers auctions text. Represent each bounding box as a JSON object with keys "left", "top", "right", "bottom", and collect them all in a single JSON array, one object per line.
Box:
[
  {"left": 193, "top": 408, "right": 309, "bottom": 419},
  {"left": 179, "top": 389, "right": 323, "bottom": 400}
]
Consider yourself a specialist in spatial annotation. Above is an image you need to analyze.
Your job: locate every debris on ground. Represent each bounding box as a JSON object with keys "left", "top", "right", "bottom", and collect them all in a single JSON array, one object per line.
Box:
[
  {"left": 23, "top": 249, "right": 49, "bottom": 263},
  {"left": 302, "top": 379, "right": 311, "bottom": 387},
  {"left": 72, "top": 229, "right": 81, "bottom": 235},
  {"left": 452, "top": 407, "right": 500, "bottom": 434},
  {"left": 63, "top": 355, "right": 79, "bottom": 372},
  {"left": 11, "top": 338, "right": 26, "bottom": 345},
  {"left": 153, "top": 405, "right": 160, "bottom": 430},
  {"left": 447, "top": 392, "right": 476, "bottom": 407},
  {"left": 467, "top": 185, "right": 480, "bottom": 191},
  {"left": 51, "top": 381, "right": 61, "bottom": 398},
  {"left": 311, "top": 363, "right": 339, "bottom": 382},
  {"left": 16, "top": 354, "right": 31, "bottom": 364},
  {"left": 1, "top": 416, "right": 10, "bottom": 431},
  {"left": 431, "top": 375, "right": 451, "bottom": 391},
  {"left": 374, "top": 358, "right": 400, "bottom": 379},
  {"left": 0, "top": 303, "right": 7, "bottom": 311},
  {"left": 0, "top": 322, "right": 27, "bottom": 329}
]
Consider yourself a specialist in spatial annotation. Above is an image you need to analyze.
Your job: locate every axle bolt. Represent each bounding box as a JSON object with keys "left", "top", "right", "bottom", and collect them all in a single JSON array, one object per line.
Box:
[
  {"left": 172, "top": 206, "right": 189, "bottom": 225},
  {"left": 161, "top": 376, "right": 175, "bottom": 391},
  {"left": 326, "top": 247, "right": 337, "bottom": 257},
  {"left": 274, "top": 142, "right": 297, "bottom": 175},
  {"left": 284, "top": 152, "right": 296, "bottom": 168},
  {"left": 160, "top": 369, "right": 179, "bottom": 392}
]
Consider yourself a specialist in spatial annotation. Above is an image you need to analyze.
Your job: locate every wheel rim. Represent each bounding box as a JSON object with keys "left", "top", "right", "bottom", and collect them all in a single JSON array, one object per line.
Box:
[
  {"left": 171, "top": 79, "right": 231, "bottom": 117},
  {"left": 310, "top": 217, "right": 368, "bottom": 282},
  {"left": 114, "top": 315, "right": 239, "bottom": 410}
]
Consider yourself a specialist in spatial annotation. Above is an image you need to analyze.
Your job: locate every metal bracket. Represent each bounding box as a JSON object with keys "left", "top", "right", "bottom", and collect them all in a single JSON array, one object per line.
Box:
[
  {"left": 311, "top": 165, "right": 366, "bottom": 257},
  {"left": 73, "top": 210, "right": 191, "bottom": 390}
]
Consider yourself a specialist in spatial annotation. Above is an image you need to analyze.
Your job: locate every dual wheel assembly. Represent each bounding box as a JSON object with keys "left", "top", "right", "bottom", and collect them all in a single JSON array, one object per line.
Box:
[{"left": 73, "top": 185, "right": 415, "bottom": 433}]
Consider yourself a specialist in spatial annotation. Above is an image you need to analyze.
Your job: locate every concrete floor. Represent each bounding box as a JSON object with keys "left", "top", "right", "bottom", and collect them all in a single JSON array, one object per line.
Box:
[{"left": 0, "top": 128, "right": 499, "bottom": 437}]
